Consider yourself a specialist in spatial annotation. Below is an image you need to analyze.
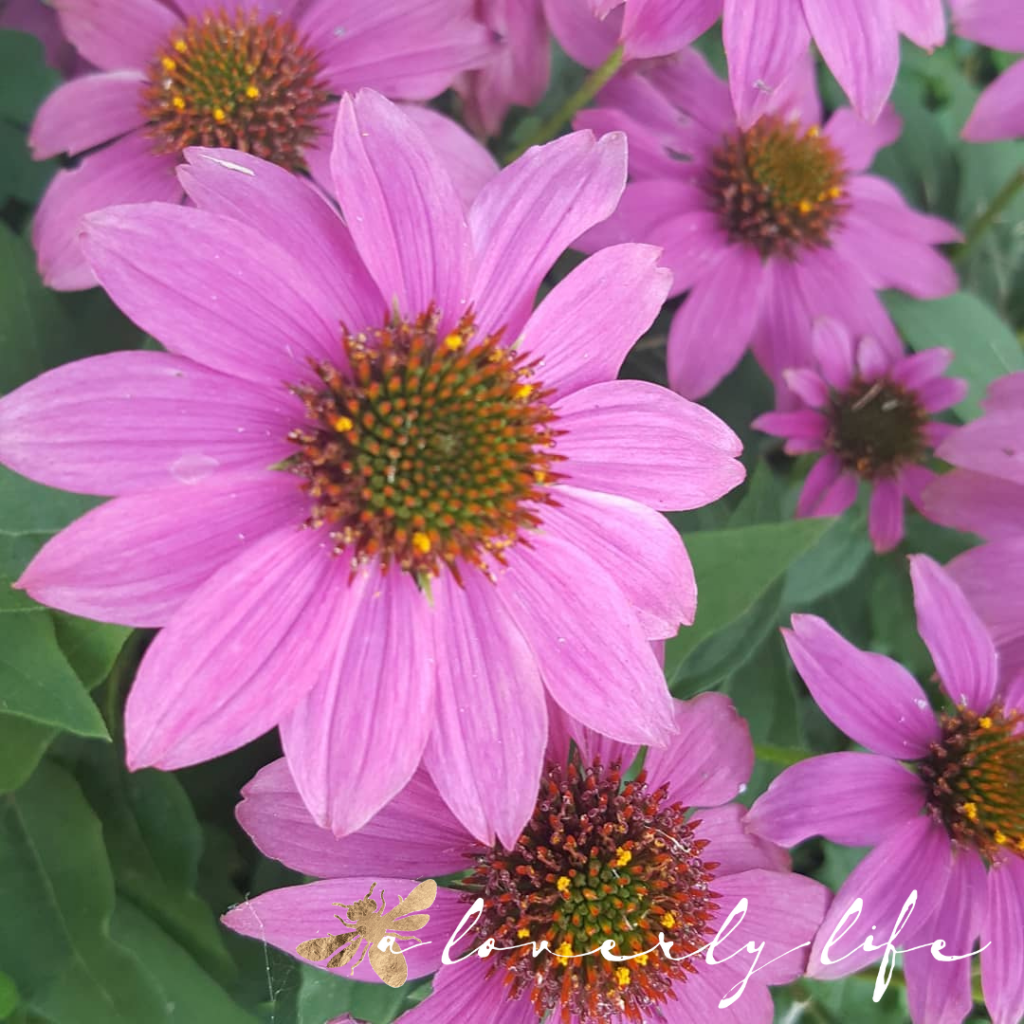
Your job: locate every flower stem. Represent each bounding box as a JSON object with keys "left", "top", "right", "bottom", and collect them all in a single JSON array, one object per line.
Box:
[
  {"left": 503, "top": 45, "right": 625, "bottom": 163},
  {"left": 754, "top": 743, "right": 814, "bottom": 767},
  {"left": 954, "top": 166, "right": 1024, "bottom": 263}
]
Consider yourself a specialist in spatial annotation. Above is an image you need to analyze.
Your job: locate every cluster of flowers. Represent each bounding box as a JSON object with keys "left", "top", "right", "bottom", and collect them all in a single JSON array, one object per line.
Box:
[{"left": 0, "top": 0, "right": 1021, "bottom": 1022}]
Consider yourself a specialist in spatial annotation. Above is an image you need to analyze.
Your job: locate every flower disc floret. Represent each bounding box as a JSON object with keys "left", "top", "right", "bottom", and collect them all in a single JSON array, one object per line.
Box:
[
  {"left": 708, "top": 117, "right": 847, "bottom": 259},
  {"left": 463, "top": 759, "right": 720, "bottom": 1023},
  {"left": 142, "top": 7, "right": 330, "bottom": 170},
  {"left": 288, "top": 308, "right": 563, "bottom": 581}
]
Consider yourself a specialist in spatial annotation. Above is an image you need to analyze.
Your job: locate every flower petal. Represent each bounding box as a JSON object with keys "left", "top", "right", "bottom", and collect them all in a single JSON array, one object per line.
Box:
[
  {"left": 937, "top": 412, "right": 1024, "bottom": 485},
  {"left": 553, "top": 379, "right": 745, "bottom": 511},
  {"left": 694, "top": 804, "right": 791, "bottom": 875},
  {"left": 824, "top": 105, "right": 901, "bottom": 173},
  {"left": 331, "top": 90, "right": 471, "bottom": 328},
  {"left": 520, "top": 244, "right": 671, "bottom": 396},
  {"left": 237, "top": 759, "right": 470, "bottom": 879},
  {"left": 467, "top": 129, "right": 627, "bottom": 339},
  {"left": 964, "top": 61, "right": 1024, "bottom": 144},
  {"left": 54, "top": 0, "right": 181, "bottom": 71},
  {"left": 281, "top": 563, "right": 436, "bottom": 836},
  {"left": 423, "top": 573, "right": 546, "bottom": 849},
  {"left": 910, "top": 554, "right": 999, "bottom": 712},
  {"left": 785, "top": 614, "right": 940, "bottom": 757},
  {"left": 398, "top": 960, "right": 533, "bottom": 1024},
  {"left": 796, "top": 454, "right": 843, "bottom": 516},
  {"left": 747, "top": 752, "right": 926, "bottom": 847},
  {"left": 643, "top": 693, "right": 754, "bottom": 807},
  {"left": 17, "top": 472, "right": 305, "bottom": 626},
  {"left": 924, "top": 470, "right": 1024, "bottom": 542},
  {"left": 620, "top": 0, "right": 722, "bottom": 60},
  {"left": 895, "top": 0, "right": 946, "bottom": 49},
  {"left": 982, "top": 857, "right": 1024, "bottom": 1024},
  {"left": 868, "top": 478, "right": 905, "bottom": 553},
  {"left": 0, "top": 350, "right": 294, "bottom": 496},
  {"left": 542, "top": 485, "right": 696, "bottom": 637},
  {"left": 125, "top": 527, "right": 342, "bottom": 770}
]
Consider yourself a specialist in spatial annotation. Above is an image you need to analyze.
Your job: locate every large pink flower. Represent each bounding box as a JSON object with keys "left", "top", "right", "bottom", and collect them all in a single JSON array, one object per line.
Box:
[
  {"left": 950, "top": 0, "right": 1024, "bottom": 141},
  {"left": 0, "top": 92, "right": 745, "bottom": 846},
  {"left": 576, "top": 49, "right": 960, "bottom": 402},
  {"left": 225, "top": 694, "right": 830, "bottom": 1023},
  {"left": 30, "top": 0, "right": 492, "bottom": 290},
  {"left": 754, "top": 318, "right": 967, "bottom": 553},
  {"left": 748, "top": 556, "right": 1024, "bottom": 1024}
]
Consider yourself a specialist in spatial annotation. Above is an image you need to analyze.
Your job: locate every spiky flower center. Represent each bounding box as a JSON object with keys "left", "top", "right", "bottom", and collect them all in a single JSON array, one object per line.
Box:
[
  {"left": 920, "top": 704, "right": 1024, "bottom": 860},
  {"left": 708, "top": 117, "right": 847, "bottom": 259},
  {"left": 463, "top": 760, "right": 720, "bottom": 1023},
  {"left": 826, "top": 378, "right": 928, "bottom": 480},
  {"left": 287, "top": 308, "right": 562, "bottom": 581},
  {"left": 141, "top": 8, "right": 330, "bottom": 170}
]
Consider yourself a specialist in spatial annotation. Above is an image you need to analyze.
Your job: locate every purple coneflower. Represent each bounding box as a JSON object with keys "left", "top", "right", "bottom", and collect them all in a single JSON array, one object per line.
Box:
[
  {"left": 576, "top": 49, "right": 960, "bottom": 402},
  {"left": 753, "top": 318, "right": 967, "bottom": 553},
  {"left": 0, "top": 92, "right": 745, "bottom": 846},
  {"left": 749, "top": 556, "right": 1024, "bottom": 1024},
  {"left": 30, "top": 0, "right": 492, "bottom": 289},
  {"left": 225, "top": 694, "right": 829, "bottom": 1023}
]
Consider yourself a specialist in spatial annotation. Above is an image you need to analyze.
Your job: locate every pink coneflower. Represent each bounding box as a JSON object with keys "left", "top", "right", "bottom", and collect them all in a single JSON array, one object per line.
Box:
[
  {"left": 29, "top": 0, "right": 492, "bottom": 290},
  {"left": 753, "top": 318, "right": 967, "bottom": 553},
  {"left": 576, "top": 49, "right": 960, "bottom": 402},
  {"left": 950, "top": 0, "right": 1024, "bottom": 141},
  {"left": 0, "top": 92, "right": 745, "bottom": 846},
  {"left": 748, "top": 556, "right": 1024, "bottom": 1024},
  {"left": 225, "top": 694, "right": 830, "bottom": 1023}
]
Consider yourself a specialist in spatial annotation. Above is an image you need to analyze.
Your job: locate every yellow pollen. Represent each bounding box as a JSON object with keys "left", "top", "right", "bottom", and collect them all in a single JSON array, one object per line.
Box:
[
  {"left": 828, "top": 186, "right": 842, "bottom": 199},
  {"left": 172, "top": 96, "right": 185, "bottom": 110},
  {"left": 443, "top": 333, "right": 464, "bottom": 351},
  {"left": 995, "top": 831, "right": 1009, "bottom": 846},
  {"left": 661, "top": 913, "right": 676, "bottom": 929},
  {"left": 534, "top": 470, "right": 547, "bottom": 484},
  {"left": 806, "top": 125, "right": 820, "bottom": 137},
  {"left": 614, "top": 847, "right": 632, "bottom": 867},
  {"left": 515, "top": 384, "right": 534, "bottom": 400},
  {"left": 555, "top": 942, "right": 573, "bottom": 958},
  {"left": 980, "top": 716, "right": 993, "bottom": 729},
  {"left": 517, "top": 928, "right": 530, "bottom": 939},
  {"left": 161, "top": 56, "right": 176, "bottom": 71},
  {"left": 798, "top": 199, "right": 814, "bottom": 214},
  {"left": 412, "top": 532, "right": 432, "bottom": 555},
  {"left": 332, "top": 415, "right": 354, "bottom": 432},
  {"left": 173, "top": 38, "right": 187, "bottom": 52},
  {"left": 213, "top": 107, "right": 227, "bottom": 122},
  {"left": 635, "top": 954, "right": 649, "bottom": 966},
  {"left": 556, "top": 876, "right": 571, "bottom": 893},
  {"left": 615, "top": 967, "right": 631, "bottom": 987},
  {"left": 246, "top": 85, "right": 260, "bottom": 99},
  {"left": 964, "top": 802, "right": 979, "bottom": 822}
]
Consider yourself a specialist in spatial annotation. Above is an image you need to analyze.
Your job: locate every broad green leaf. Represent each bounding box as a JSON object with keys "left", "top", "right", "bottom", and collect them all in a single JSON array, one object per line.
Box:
[
  {"left": 782, "top": 507, "right": 872, "bottom": 609},
  {"left": 664, "top": 518, "right": 837, "bottom": 685},
  {"left": 297, "top": 966, "right": 423, "bottom": 1024},
  {"left": 0, "top": 972, "right": 18, "bottom": 1018},
  {"left": 0, "top": 31, "right": 59, "bottom": 124},
  {"left": 0, "top": 714, "right": 56, "bottom": 794},
  {"left": 0, "top": 122, "right": 55, "bottom": 206},
  {"left": 885, "top": 290, "right": 1024, "bottom": 421},
  {"left": 51, "top": 615, "right": 131, "bottom": 692}
]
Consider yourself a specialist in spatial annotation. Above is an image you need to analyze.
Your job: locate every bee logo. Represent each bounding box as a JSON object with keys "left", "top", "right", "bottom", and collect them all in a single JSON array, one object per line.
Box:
[{"left": 295, "top": 879, "right": 437, "bottom": 988}]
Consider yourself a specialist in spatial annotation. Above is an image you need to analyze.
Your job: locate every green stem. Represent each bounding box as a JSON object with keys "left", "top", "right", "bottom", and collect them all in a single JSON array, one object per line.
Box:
[
  {"left": 503, "top": 46, "right": 625, "bottom": 163},
  {"left": 954, "top": 166, "right": 1024, "bottom": 263},
  {"left": 754, "top": 743, "right": 814, "bottom": 767}
]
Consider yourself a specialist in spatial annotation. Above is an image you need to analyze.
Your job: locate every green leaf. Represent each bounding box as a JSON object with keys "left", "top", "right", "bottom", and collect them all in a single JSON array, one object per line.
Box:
[
  {"left": 50, "top": 615, "right": 131, "bottom": 692},
  {"left": 0, "top": 715, "right": 56, "bottom": 794},
  {"left": 0, "top": 972, "right": 18, "bottom": 1019},
  {"left": 885, "top": 290, "right": 1024, "bottom": 421},
  {"left": 0, "top": 760, "right": 165, "bottom": 1024},
  {"left": 297, "top": 966, "right": 423, "bottom": 1024},
  {"left": 0, "top": 31, "right": 60, "bottom": 124},
  {"left": 0, "top": 122, "right": 56, "bottom": 206},
  {"left": 664, "top": 518, "right": 837, "bottom": 686}
]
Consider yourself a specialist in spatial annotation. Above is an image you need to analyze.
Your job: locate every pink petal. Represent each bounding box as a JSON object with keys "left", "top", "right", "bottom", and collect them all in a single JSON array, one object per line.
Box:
[
  {"left": 984, "top": 371, "right": 1024, "bottom": 412},
  {"left": 891, "top": 347, "right": 954, "bottom": 390},
  {"left": 899, "top": 463, "right": 937, "bottom": 512},
  {"left": 237, "top": 760, "right": 470, "bottom": 879},
  {"left": 796, "top": 453, "right": 843, "bottom": 516},
  {"left": 803, "top": 0, "right": 899, "bottom": 123},
  {"left": 667, "top": 245, "right": 766, "bottom": 399},
  {"left": 398, "top": 960, "right": 529, "bottom": 1024},
  {"left": 855, "top": 335, "right": 890, "bottom": 379},
  {"left": 813, "top": 470, "right": 859, "bottom": 517},
  {"left": 644, "top": 46, "right": 734, "bottom": 134},
  {"left": 125, "top": 527, "right": 342, "bottom": 771},
  {"left": 904, "top": 851, "right": 986, "bottom": 1024},
  {"left": 868, "top": 478, "right": 906, "bottom": 553},
  {"left": 982, "top": 857, "right": 1024, "bottom": 1024},
  {"left": 496, "top": 532, "right": 676, "bottom": 746},
  {"left": 30, "top": 71, "right": 145, "bottom": 159},
  {"left": 694, "top": 804, "right": 791, "bottom": 875},
  {"left": 664, "top": 962, "right": 774, "bottom": 1021},
  {"left": 824, "top": 105, "right": 901, "bottom": 172},
  {"left": 222, "top": 877, "right": 466, "bottom": 982},
  {"left": 924, "top": 470, "right": 1024, "bottom": 542},
  {"left": 468, "top": 129, "right": 627, "bottom": 339},
  {"left": 951, "top": 0, "right": 1024, "bottom": 49},
  {"left": 553, "top": 379, "right": 744, "bottom": 511},
  {"left": 937, "top": 413, "right": 1024, "bottom": 485},
  {"left": 55, "top": 0, "right": 180, "bottom": 71},
  {"left": 752, "top": 410, "right": 829, "bottom": 444},
  {"left": 782, "top": 367, "right": 831, "bottom": 408},
  {"left": 81, "top": 203, "right": 341, "bottom": 385},
  {"left": 917, "top": 374, "right": 969, "bottom": 413},
  {"left": 178, "top": 147, "right": 385, "bottom": 333},
  {"left": 397, "top": 104, "right": 500, "bottom": 209},
  {"left": 812, "top": 316, "right": 857, "bottom": 390},
  {"left": 643, "top": 693, "right": 754, "bottom": 807},
  {"left": 281, "top": 564, "right": 436, "bottom": 836},
  {"left": 648, "top": 210, "right": 728, "bottom": 296},
  {"left": 747, "top": 752, "right": 926, "bottom": 847},
  {"left": 331, "top": 91, "right": 470, "bottom": 330},
  {"left": 18, "top": 472, "right": 305, "bottom": 626},
  {"left": 620, "top": 0, "right": 722, "bottom": 60},
  {"left": 546, "top": 699, "right": 643, "bottom": 772},
  {"left": 910, "top": 555, "right": 999, "bottom": 712},
  {"left": 0, "top": 350, "right": 294, "bottom": 496},
  {"left": 33, "top": 131, "right": 182, "bottom": 292},
  {"left": 544, "top": 0, "right": 620, "bottom": 68},
  {"left": 785, "top": 614, "right": 940, "bottom": 757},
  {"left": 895, "top": 0, "right": 947, "bottom": 49},
  {"left": 423, "top": 573, "right": 546, "bottom": 849},
  {"left": 808, "top": 816, "right": 953, "bottom": 980},
  {"left": 965, "top": 61, "right": 1024, "bottom": 143},
  {"left": 846, "top": 175, "right": 962, "bottom": 244},
  {"left": 520, "top": 244, "right": 671, "bottom": 396},
  {"left": 723, "top": 0, "right": 812, "bottom": 128}
]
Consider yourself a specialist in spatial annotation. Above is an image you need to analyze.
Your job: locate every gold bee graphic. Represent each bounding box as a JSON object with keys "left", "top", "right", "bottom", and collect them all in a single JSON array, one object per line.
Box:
[{"left": 295, "top": 879, "right": 436, "bottom": 988}]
